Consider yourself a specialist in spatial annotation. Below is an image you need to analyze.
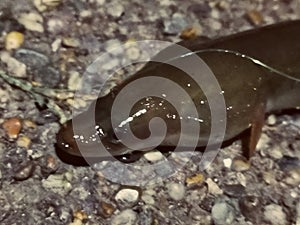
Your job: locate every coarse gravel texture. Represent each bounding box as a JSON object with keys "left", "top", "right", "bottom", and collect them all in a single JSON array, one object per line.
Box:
[{"left": 0, "top": 0, "right": 300, "bottom": 225}]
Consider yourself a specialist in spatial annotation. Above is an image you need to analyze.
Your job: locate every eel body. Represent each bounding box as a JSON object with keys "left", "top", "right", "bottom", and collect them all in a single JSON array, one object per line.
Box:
[{"left": 56, "top": 20, "right": 300, "bottom": 163}]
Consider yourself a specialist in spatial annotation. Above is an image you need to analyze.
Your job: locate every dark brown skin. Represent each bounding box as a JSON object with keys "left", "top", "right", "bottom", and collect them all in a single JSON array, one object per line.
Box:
[{"left": 56, "top": 20, "right": 300, "bottom": 163}]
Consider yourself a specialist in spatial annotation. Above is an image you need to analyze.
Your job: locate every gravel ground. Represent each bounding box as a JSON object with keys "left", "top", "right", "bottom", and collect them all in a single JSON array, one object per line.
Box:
[{"left": 0, "top": 0, "right": 300, "bottom": 224}]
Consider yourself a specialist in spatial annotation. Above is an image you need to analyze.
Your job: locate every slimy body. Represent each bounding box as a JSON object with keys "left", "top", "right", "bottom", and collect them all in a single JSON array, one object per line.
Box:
[{"left": 56, "top": 20, "right": 300, "bottom": 163}]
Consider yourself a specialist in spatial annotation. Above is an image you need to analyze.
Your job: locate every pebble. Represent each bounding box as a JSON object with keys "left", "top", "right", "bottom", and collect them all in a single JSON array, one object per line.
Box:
[
  {"left": 47, "top": 18, "right": 65, "bottom": 34},
  {"left": 187, "top": 3, "right": 211, "bottom": 18},
  {"left": 34, "top": 66, "right": 61, "bottom": 87},
  {"left": 223, "top": 158, "right": 232, "bottom": 168},
  {"left": 100, "top": 201, "right": 115, "bottom": 218},
  {"left": 0, "top": 190, "right": 11, "bottom": 221},
  {"left": 51, "top": 38, "right": 62, "bottom": 52},
  {"left": 111, "top": 209, "right": 137, "bottom": 225},
  {"left": 246, "top": 10, "right": 264, "bottom": 26},
  {"left": 42, "top": 173, "right": 72, "bottom": 196},
  {"left": 5, "top": 31, "right": 24, "bottom": 50},
  {"left": 262, "top": 171, "right": 277, "bottom": 185},
  {"left": 239, "top": 195, "right": 262, "bottom": 223},
  {"left": 13, "top": 161, "right": 35, "bottom": 181},
  {"left": 14, "top": 48, "right": 50, "bottom": 69},
  {"left": 256, "top": 133, "right": 270, "bottom": 151},
  {"left": 40, "top": 154, "right": 60, "bottom": 175},
  {"left": 115, "top": 188, "right": 140, "bottom": 208},
  {"left": 186, "top": 173, "right": 205, "bottom": 185},
  {"left": 206, "top": 178, "right": 223, "bottom": 195},
  {"left": 33, "top": 0, "right": 61, "bottom": 12},
  {"left": 2, "top": 117, "right": 22, "bottom": 139},
  {"left": 23, "top": 120, "right": 37, "bottom": 130},
  {"left": 284, "top": 168, "right": 300, "bottom": 185},
  {"left": 0, "top": 51, "right": 27, "bottom": 77},
  {"left": 73, "top": 210, "right": 88, "bottom": 221},
  {"left": 141, "top": 193, "right": 155, "bottom": 205},
  {"left": 143, "top": 151, "right": 164, "bottom": 162},
  {"left": 223, "top": 184, "right": 245, "bottom": 198},
  {"left": 264, "top": 204, "right": 287, "bottom": 225},
  {"left": 17, "top": 12, "right": 44, "bottom": 33},
  {"left": 210, "top": 19, "right": 222, "bottom": 30},
  {"left": 267, "top": 146, "right": 283, "bottom": 160},
  {"left": 180, "top": 26, "right": 201, "bottom": 40},
  {"left": 125, "top": 46, "right": 141, "bottom": 61},
  {"left": 104, "top": 39, "right": 123, "bottom": 54},
  {"left": 211, "top": 200, "right": 235, "bottom": 225},
  {"left": 167, "top": 182, "right": 185, "bottom": 201},
  {"left": 62, "top": 37, "right": 81, "bottom": 48},
  {"left": 296, "top": 202, "right": 300, "bottom": 225},
  {"left": 163, "top": 14, "right": 188, "bottom": 35},
  {"left": 106, "top": 2, "right": 124, "bottom": 18},
  {"left": 267, "top": 114, "right": 277, "bottom": 125},
  {"left": 16, "top": 135, "right": 31, "bottom": 149},
  {"left": 68, "top": 71, "right": 82, "bottom": 91},
  {"left": 231, "top": 158, "right": 250, "bottom": 172}
]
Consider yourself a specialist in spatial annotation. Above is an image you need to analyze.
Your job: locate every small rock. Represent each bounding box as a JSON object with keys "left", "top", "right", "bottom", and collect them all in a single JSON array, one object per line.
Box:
[
  {"left": 47, "top": 18, "right": 64, "bottom": 34},
  {"left": 180, "top": 25, "right": 201, "bottom": 40},
  {"left": 257, "top": 133, "right": 270, "bottom": 151},
  {"left": 125, "top": 46, "right": 141, "bottom": 61},
  {"left": 211, "top": 201, "right": 235, "bottom": 225},
  {"left": 16, "top": 135, "right": 31, "bottom": 149},
  {"left": 2, "top": 117, "right": 22, "bottom": 139},
  {"left": 296, "top": 202, "right": 300, "bottom": 225},
  {"left": 104, "top": 39, "right": 123, "bottom": 54},
  {"left": 206, "top": 178, "right": 223, "bottom": 195},
  {"left": 5, "top": 31, "right": 24, "bottom": 50},
  {"left": 167, "top": 182, "right": 185, "bottom": 201},
  {"left": 143, "top": 151, "right": 164, "bottom": 162},
  {"left": 186, "top": 173, "right": 205, "bottom": 185},
  {"left": 51, "top": 38, "right": 62, "bottom": 52},
  {"left": 223, "top": 184, "right": 245, "bottom": 197},
  {"left": 68, "top": 71, "right": 82, "bottom": 91},
  {"left": 284, "top": 168, "right": 300, "bottom": 185},
  {"left": 141, "top": 193, "right": 155, "bottom": 205},
  {"left": 13, "top": 161, "right": 35, "bottom": 181},
  {"left": 239, "top": 195, "right": 262, "bottom": 224},
  {"left": 115, "top": 188, "right": 140, "bottom": 208},
  {"left": 246, "top": 10, "right": 264, "bottom": 26},
  {"left": 268, "top": 146, "right": 283, "bottom": 160},
  {"left": 33, "top": 0, "right": 61, "bottom": 12},
  {"left": 14, "top": 48, "right": 50, "bottom": 69},
  {"left": 23, "top": 119, "right": 37, "bottom": 130},
  {"left": 0, "top": 51, "right": 27, "bottom": 77},
  {"left": 278, "top": 156, "right": 300, "bottom": 171},
  {"left": 187, "top": 3, "right": 211, "bottom": 18},
  {"left": 106, "top": 2, "right": 124, "bottom": 18},
  {"left": 231, "top": 158, "right": 250, "bottom": 172},
  {"left": 262, "top": 171, "right": 277, "bottom": 185},
  {"left": 42, "top": 173, "right": 72, "bottom": 196},
  {"left": 40, "top": 154, "right": 60, "bottom": 175},
  {"left": 210, "top": 20, "right": 222, "bottom": 30},
  {"left": 17, "top": 12, "right": 44, "bottom": 33},
  {"left": 34, "top": 66, "right": 61, "bottom": 87},
  {"left": 73, "top": 210, "right": 88, "bottom": 221},
  {"left": 223, "top": 158, "right": 232, "bottom": 168},
  {"left": 264, "top": 204, "right": 287, "bottom": 225},
  {"left": 163, "top": 14, "right": 188, "bottom": 35},
  {"left": 111, "top": 209, "right": 137, "bottom": 225},
  {"left": 100, "top": 201, "right": 115, "bottom": 218},
  {"left": 267, "top": 114, "right": 277, "bottom": 125},
  {"left": 62, "top": 37, "right": 80, "bottom": 48}
]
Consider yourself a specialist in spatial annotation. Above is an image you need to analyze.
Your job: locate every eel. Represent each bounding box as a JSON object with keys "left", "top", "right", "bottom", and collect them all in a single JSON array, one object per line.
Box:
[{"left": 56, "top": 20, "right": 300, "bottom": 164}]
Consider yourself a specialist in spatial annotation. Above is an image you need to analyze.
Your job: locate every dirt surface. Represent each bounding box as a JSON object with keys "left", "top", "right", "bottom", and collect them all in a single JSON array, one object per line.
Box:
[{"left": 0, "top": 0, "right": 299, "bottom": 224}]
